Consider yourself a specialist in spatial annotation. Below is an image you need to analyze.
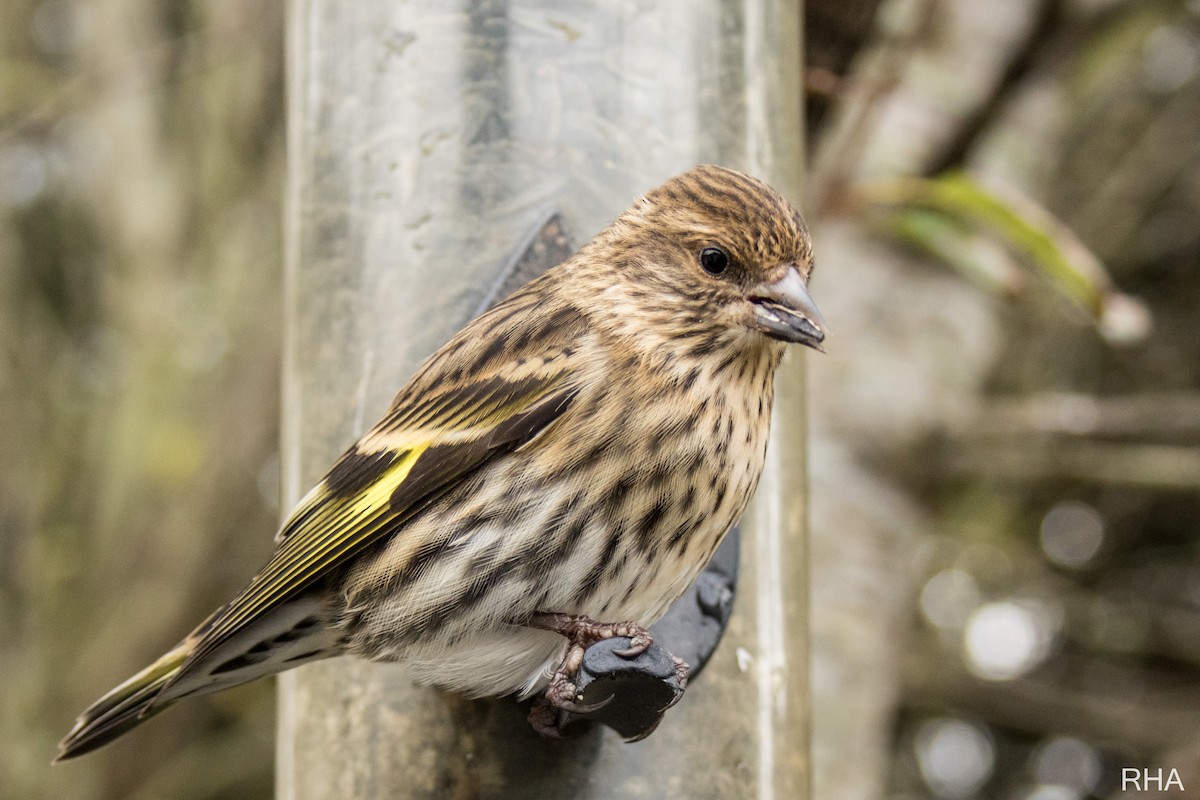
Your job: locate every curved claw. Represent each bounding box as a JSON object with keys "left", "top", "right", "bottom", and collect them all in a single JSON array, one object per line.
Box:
[
  {"left": 612, "top": 630, "right": 654, "bottom": 659},
  {"left": 663, "top": 655, "right": 690, "bottom": 709},
  {"left": 554, "top": 692, "right": 614, "bottom": 715}
]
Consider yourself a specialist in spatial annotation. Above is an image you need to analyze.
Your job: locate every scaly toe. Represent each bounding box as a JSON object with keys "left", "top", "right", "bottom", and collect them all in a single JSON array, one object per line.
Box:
[
  {"left": 527, "top": 697, "right": 566, "bottom": 738},
  {"left": 611, "top": 626, "right": 654, "bottom": 658},
  {"left": 672, "top": 654, "right": 691, "bottom": 689}
]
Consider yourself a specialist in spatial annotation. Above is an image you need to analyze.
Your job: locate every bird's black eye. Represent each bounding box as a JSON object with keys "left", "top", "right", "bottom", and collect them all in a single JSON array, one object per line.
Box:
[{"left": 699, "top": 246, "right": 730, "bottom": 276}]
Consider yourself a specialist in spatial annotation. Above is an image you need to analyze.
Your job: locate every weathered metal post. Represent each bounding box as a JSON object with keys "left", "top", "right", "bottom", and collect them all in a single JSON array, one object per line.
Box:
[{"left": 279, "top": 1, "right": 809, "bottom": 797}]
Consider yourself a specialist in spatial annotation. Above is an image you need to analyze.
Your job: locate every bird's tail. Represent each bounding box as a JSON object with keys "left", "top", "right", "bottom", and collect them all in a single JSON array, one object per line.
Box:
[
  {"left": 56, "top": 596, "right": 339, "bottom": 762},
  {"left": 55, "top": 641, "right": 191, "bottom": 761}
]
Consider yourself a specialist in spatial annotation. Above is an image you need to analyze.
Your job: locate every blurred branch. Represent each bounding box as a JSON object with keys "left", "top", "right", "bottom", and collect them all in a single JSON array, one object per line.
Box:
[
  {"left": 1043, "top": 577, "right": 1200, "bottom": 669},
  {"left": 939, "top": 438, "right": 1200, "bottom": 490},
  {"left": 805, "top": 0, "right": 885, "bottom": 140},
  {"left": 940, "top": 392, "right": 1200, "bottom": 488},
  {"left": 805, "top": 67, "right": 844, "bottom": 103},
  {"left": 957, "top": 392, "right": 1200, "bottom": 439},
  {"left": 1157, "top": 605, "right": 1200, "bottom": 669},
  {"left": 0, "top": 26, "right": 259, "bottom": 147},
  {"left": 921, "top": 0, "right": 1158, "bottom": 177},
  {"left": 808, "top": 0, "right": 939, "bottom": 212},
  {"left": 905, "top": 648, "right": 1200, "bottom": 753},
  {"left": 1065, "top": 77, "right": 1200, "bottom": 263},
  {"left": 922, "top": 0, "right": 1066, "bottom": 176}
]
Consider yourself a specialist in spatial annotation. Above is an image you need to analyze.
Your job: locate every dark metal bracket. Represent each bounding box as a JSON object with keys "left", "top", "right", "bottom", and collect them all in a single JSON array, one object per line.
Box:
[{"left": 478, "top": 212, "right": 742, "bottom": 741}]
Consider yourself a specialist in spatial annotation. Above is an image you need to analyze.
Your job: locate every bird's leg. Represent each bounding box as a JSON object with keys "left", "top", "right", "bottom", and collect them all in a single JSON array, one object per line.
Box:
[{"left": 526, "top": 612, "right": 655, "bottom": 720}]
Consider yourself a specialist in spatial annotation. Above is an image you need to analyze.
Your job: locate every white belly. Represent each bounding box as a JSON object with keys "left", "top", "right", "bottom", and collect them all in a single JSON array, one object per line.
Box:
[{"left": 398, "top": 626, "right": 567, "bottom": 698}]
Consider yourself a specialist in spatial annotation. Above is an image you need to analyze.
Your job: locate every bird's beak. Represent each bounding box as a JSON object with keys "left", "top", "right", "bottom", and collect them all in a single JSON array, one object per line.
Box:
[{"left": 747, "top": 267, "right": 827, "bottom": 351}]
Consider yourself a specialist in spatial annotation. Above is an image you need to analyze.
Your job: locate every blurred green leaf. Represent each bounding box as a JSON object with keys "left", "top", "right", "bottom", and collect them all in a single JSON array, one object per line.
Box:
[
  {"left": 884, "top": 206, "right": 1027, "bottom": 297},
  {"left": 857, "top": 172, "right": 1151, "bottom": 344}
]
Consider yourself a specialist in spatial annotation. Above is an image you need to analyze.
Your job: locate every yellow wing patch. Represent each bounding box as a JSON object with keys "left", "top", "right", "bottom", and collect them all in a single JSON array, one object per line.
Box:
[
  {"left": 349, "top": 446, "right": 427, "bottom": 517},
  {"left": 164, "top": 373, "right": 579, "bottom": 691},
  {"left": 208, "top": 444, "right": 429, "bottom": 644}
]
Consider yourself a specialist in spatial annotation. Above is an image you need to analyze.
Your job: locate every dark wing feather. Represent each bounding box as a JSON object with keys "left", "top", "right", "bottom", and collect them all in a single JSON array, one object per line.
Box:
[{"left": 156, "top": 360, "right": 580, "bottom": 703}]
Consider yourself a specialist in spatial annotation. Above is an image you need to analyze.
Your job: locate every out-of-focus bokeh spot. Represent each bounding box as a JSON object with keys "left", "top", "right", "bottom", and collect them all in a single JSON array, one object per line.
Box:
[
  {"left": 921, "top": 568, "right": 981, "bottom": 629},
  {"left": 1040, "top": 501, "right": 1105, "bottom": 569},
  {"left": 964, "top": 599, "right": 1059, "bottom": 681},
  {"left": 1142, "top": 25, "right": 1198, "bottom": 93},
  {"left": 0, "top": 142, "right": 49, "bottom": 207},
  {"left": 1031, "top": 736, "right": 1104, "bottom": 799},
  {"left": 914, "top": 717, "right": 995, "bottom": 798}
]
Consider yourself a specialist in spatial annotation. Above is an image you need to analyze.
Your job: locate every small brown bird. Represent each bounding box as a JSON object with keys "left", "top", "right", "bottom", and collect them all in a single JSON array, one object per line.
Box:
[{"left": 56, "top": 164, "right": 825, "bottom": 759}]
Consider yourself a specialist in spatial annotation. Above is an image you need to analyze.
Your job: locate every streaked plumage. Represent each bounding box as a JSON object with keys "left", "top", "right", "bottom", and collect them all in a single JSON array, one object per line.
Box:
[{"left": 57, "top": 164, "right": 825, "bottom": 760}]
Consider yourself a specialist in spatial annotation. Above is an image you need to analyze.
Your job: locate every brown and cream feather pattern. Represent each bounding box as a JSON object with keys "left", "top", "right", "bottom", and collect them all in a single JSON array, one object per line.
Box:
[{"left": 57, "top": 164, "right": 822, "bottom": 759}]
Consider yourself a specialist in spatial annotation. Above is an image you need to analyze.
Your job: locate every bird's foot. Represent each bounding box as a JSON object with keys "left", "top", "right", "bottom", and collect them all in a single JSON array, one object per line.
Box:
[
  {"left": 526, "top": 612, "right": 653, "bottom": 722},
  {"left": 528, "top": 612, "right": 654, "bottom": 658}
]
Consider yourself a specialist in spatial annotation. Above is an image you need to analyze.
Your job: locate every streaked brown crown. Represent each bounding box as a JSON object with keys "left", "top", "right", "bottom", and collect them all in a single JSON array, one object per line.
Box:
[{"left": 623, "top": 164, "right": 812, "bottom": 279}]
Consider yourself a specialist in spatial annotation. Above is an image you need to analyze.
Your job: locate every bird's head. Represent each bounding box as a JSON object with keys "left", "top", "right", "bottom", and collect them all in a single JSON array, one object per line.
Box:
[{"left": 599, "top": 165, "right": 826, "bottom": 355}]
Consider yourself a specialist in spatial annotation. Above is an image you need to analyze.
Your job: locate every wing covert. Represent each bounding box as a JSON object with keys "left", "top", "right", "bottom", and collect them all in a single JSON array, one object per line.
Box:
[{"left": 163, "top": 369, "right": 579, "bottom": 694}]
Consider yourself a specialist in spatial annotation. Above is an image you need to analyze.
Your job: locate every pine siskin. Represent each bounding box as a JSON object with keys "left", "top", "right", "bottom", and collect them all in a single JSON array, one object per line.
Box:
[{"left": 56, "top": 164, "right": 825, "bottom": 760}]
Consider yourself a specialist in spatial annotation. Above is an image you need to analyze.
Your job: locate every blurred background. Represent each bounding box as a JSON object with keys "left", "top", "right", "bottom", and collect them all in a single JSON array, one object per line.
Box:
[{"left": 1, "top": 0, "right": 1197, "bottom": 798}]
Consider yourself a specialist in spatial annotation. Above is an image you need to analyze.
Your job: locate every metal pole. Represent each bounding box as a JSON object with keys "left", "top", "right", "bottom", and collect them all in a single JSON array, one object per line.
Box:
[{"left": 279, "top": 1, "right": 808, "bottom": 797}]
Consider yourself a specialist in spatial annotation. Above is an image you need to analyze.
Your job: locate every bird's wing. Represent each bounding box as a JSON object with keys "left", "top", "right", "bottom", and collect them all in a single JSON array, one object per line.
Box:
[{"left": 158, "top": 313, "right": 584, "bottom": 698}]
